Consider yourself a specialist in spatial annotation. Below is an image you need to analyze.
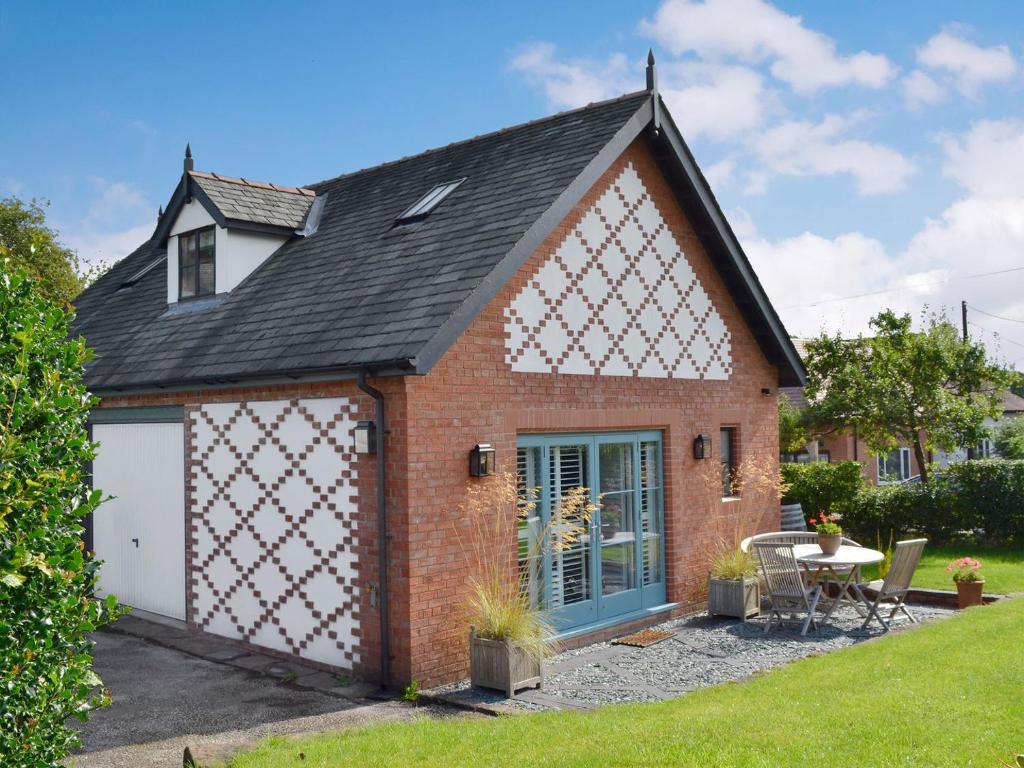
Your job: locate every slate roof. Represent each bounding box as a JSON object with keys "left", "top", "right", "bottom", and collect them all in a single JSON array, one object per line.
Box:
[
  {"left": 73, "top": 91, "right": 655, "bottom": 391},
  {"left": 188, "top": 172, "right": 315, "bottom": 230},
  {"left": 73, "top": 87, "right": 807, "bottom": 392}
]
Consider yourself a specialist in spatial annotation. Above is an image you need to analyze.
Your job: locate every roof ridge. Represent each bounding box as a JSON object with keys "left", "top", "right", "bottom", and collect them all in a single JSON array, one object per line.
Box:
[
  {"left": 305, "top": 89, "right": 650, "bottom": 189},
  {"left": 189, "top": 170, "right": 316, "bottom": 197}
]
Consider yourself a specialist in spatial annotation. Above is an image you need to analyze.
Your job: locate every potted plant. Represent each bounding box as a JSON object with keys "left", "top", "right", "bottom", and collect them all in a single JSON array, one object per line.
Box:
[
  {"left": 707, "top": 544, "right": 759, "bottom": 620},
  {"left": 947, "top": 556, "right": 985, "bottom": 609},
  {"left": 455, "top": 473, "right": 597, "bottom": 697},
  {"left": 809, "top": 512, "right": 843, "bottom": 555}
]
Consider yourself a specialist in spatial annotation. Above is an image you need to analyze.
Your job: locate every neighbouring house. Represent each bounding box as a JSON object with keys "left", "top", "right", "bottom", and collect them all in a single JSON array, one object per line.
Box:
[
  {"left": 73, "top": 57, "right": 804, "bottom": 689},
  {"left": 782, "top": 342, "right": 1024, "bottom": 484}
]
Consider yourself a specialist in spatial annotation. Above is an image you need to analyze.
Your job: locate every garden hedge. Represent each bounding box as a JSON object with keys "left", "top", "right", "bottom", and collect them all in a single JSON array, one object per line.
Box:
[
  {"left": 0, "top": 266, "right": 119, "bottom": 766},
  {"left": 838, "top": 459, "right": 1024, "bottom": 546},
  {"left": 780, "top": 461, "right": 864, "bottom": 519}
]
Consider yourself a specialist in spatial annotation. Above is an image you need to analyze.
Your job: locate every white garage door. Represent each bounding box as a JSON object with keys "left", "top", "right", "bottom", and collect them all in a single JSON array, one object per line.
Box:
[{"left": 92, "top": 422, "right": 186, "bottom": 620}]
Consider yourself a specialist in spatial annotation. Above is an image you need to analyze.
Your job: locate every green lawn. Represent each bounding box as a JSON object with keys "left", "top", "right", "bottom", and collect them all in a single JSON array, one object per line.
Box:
[
  {"left": 225, "top": 598, "right": 1024, "bottom": 768},
  {"left": 854, "top": 543, "right": 1024, "bottom": 594},
  {"left": 910, "top": 545, "right": 1024, "bottom": 594}
]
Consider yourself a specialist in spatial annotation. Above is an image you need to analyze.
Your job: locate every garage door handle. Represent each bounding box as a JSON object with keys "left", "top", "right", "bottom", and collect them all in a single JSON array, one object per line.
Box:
[{"left": 131, "top": 537, "right": 139, "bottom": 548}]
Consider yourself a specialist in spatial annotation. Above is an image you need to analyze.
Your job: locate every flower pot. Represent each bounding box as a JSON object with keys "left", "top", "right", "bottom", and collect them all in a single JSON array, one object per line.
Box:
[
  {"left": 955, "top": 579, "right": 985, "bottom": 609},
  {"left": 817, "top": 533, "right": 842, "bottom": 555},
  {"left": 469, "top": 628, "right": 542, "bottom": 697},
  {"left": 780, "top": 502, "right": 806, "bottom": 531},
  {"left": 707, "top": 576, "right": 760, "bottom": 621}
]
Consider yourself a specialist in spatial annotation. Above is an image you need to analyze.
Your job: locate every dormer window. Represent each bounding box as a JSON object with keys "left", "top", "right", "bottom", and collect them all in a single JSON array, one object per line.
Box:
[{"left": 179, "top": 227, "right": 216, "bottom": 299}]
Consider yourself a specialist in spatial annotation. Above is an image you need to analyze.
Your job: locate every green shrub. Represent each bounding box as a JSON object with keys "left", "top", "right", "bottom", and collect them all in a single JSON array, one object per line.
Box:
[
  {"left": 837, "top": 459, "right": 1024, "bottom": 546},
  {"left": 780, "top": 461, "right": 864, "bottom": 518},
  {"left": 944, "top": 459, "right": 1024, "bottom": 544},
  {"left": 0, "top": 265, "right": 120, "bottom": 765},
  {"left": 994, "top": 417, "right": 1024, "bottom": 460}
]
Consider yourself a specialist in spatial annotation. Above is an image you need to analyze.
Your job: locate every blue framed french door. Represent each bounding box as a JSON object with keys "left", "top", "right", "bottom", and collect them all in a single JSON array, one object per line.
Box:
[{"left": 517, "top": 432, "right": 666, "bottom": 633}]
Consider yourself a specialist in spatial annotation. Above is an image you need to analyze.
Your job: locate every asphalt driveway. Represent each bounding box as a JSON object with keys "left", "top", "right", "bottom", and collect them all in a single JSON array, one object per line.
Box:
[{"left": 74, "top": 624, "right": 459, "bottom": 767}]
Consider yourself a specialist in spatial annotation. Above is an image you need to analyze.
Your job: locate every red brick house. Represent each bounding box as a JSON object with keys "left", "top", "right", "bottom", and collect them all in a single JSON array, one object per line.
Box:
[{"left": 74, "top": 58, "right": 804, "bottom": 688}]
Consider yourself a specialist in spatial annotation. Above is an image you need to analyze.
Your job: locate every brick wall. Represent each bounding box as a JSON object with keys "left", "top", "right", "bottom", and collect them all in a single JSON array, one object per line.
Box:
[
  {"left": 399, "top": 138, "right": 780, "bottom": 687},
  {"left": 98, "top": 379, "right": 401, "bottom": 683}
]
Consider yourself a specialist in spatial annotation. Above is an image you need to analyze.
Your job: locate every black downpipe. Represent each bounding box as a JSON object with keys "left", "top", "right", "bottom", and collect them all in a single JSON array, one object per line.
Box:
[{"left": 357, "top": 371, "right": 390, "bottom": 689}]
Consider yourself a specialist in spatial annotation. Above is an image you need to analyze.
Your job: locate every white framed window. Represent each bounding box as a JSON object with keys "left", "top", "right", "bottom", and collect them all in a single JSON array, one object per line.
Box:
[{"left": 877, "top": 447, "right": 911, "bottom": 484}]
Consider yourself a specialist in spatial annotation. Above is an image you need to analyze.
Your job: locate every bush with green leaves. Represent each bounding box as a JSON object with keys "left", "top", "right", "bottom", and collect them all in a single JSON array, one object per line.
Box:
[
  {"left": 994, "top": 417, "right": 1024, "bottom": 460},
  {"left": 780, "top": 461, "right": 864, "bottom": 517},
  {"left": 0, "top": 264, "right": 119, "bottom": 765},
  {"left": 837, "top": 459, "right": 1024, "bottom": 546}
]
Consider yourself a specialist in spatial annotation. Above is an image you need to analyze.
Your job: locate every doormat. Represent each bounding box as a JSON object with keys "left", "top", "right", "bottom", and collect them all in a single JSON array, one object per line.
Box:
[{"left": 611, "top": 629, "right": 674, "bottom": 648}]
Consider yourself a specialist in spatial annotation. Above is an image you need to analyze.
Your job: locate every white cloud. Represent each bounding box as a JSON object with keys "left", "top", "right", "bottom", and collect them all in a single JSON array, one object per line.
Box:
[
  {"left": 744, "top": 195, "right": 1024, "bottom": 365},
  {"left": 64, "top": 222, "right": 154, "bottom": 268},
  {"left": 509, "top": 43, "right": 631, "bottom": 108},
  {"left": 640, "top": 0, "right": 893, "bottom": 94},
  {"left": 902, "top": 69, "right": 945, "bottom": 109},
  {"left": 704, "top": 157, "right": 735, "bottom": 188},
  {"left": 917, "top": 29, "right": 1017, "bottom": 97},
  {"left": 659, "top": 62, "right": 772, "bottom": 140},
  {"left": 60, "top": 177, "right": 154, "bottom": 268},
  {"left": 751, "top": 114, "right": 914, "bottom": 194},
  {"left": 940, "top": 119, "right": 1024, "bottom": 198}
]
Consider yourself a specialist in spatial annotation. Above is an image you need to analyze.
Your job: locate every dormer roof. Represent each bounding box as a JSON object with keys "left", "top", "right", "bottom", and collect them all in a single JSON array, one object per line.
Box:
[{"left": 154, "top": 169, "right": 318, "bottom": 242}]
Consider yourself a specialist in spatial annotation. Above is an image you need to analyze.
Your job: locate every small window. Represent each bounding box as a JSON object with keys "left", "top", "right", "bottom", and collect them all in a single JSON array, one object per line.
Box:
[
  {"left": 179, "top": 227, "right": 216, "bottom": 299},
  {"left": 396, "top": 178, "right": 465, "bottom": 223},
  {"left": 720, "top": 427, "right": 737, "bottom": 497},
  {"left": 877, "top": 448, "right": 911, "bottom": 483}
]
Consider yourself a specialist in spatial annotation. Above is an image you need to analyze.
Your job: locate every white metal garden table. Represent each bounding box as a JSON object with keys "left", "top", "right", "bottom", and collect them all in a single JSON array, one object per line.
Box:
[{"left": 792, "top": 544, "right": 885, "bottom": 622}]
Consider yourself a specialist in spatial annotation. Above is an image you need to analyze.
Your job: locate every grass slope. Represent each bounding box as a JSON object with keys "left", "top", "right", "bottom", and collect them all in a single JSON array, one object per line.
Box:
[{"left": 226, "top": 598, "right": 1024, "bottom": 768}]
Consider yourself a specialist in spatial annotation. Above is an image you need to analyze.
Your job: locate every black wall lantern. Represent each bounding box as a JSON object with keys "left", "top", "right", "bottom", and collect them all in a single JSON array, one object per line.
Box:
[
  {"left": 469, "top": 443, "right": 496, "bottom": 477},
  {"left": 354, "top": 420, "right": 377, "bottom": 455},
  {"left": 693, "top": 433, "right": 712, "bottom": 460}
]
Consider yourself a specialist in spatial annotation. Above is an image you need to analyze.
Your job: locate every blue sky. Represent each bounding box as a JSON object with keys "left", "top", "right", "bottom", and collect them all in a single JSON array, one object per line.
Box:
[{"left": 3, "top": 1, "right": 1024, "bottom": 365}]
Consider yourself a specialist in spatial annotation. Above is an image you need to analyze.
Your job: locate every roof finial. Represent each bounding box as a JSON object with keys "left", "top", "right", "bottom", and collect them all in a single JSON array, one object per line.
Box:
[
  {"left": 158, "top": 205, "right": 164, "bottom": 220},
  {"left": 646, "top": 49, "right": 657, "bottom": 92},
  {"left": 184, "top": 143, "right": 193, "bottom": 174},
  {"left": 646, "top": 50, "right": 662, "bottom": 136}
]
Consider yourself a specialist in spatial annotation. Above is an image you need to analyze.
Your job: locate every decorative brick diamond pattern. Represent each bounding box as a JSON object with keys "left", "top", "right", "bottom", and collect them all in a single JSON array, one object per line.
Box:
[
  {"left": 190, "top": 397, "right": 360, "bottom": 669},
  {"left": 504, "top": 162, "right": 732, "bottom": 379}
]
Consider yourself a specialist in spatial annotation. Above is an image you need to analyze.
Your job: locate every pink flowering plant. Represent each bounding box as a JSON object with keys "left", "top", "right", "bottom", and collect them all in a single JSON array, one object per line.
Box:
[
  {"left": 947, "top": 556, "right": 983, "bottom": 583},
  {"left": 808, "top": 512, "right": 842, "bottom": 536}
]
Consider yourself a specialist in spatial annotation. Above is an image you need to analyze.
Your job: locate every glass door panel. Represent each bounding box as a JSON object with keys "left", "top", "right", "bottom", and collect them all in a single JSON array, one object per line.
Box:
[
  {"left": 516, "top": 447, "right": 543, "bottom": 609},
  {"left": 598, "top": 442, "right": 637, "bottom": 598},
  {"left": 547, "top": 443, "right": 594, "bottom": 626},
  {"left": 639, "top": 440, "right": 663, "bottom": 587}
]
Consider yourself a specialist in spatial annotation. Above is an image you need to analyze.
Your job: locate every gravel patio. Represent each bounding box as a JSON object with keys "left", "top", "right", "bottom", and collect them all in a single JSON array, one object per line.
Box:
[{"left": 427, "top": 603, "right": 955, "bottom": 712}]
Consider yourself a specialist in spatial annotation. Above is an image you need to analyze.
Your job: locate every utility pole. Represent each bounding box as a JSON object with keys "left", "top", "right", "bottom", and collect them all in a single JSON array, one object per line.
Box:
[{"left": 963, "top": 299, "right": 974, "bottom": 460}]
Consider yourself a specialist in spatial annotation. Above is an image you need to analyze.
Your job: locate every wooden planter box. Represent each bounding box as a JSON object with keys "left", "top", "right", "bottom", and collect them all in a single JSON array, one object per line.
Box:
[
  {"left": 469, "top": 628, "right": 542, "bottom": 697},
  {"left": 708, "top": 576, "right": 760, "bottom": 620}
]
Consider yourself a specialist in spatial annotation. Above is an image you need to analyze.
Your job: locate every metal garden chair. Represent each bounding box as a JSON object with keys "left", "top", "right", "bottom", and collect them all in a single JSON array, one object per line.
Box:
[
  {"left": 852, "top": 538, "right": 927, "bottom": 631},
  {"left": 753, "top": 541, "right": 823, "bottom": 636}
]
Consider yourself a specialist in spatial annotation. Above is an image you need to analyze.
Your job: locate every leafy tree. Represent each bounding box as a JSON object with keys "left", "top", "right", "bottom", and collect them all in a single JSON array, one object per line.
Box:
[
  {"left": 0, "top": 197, "right": 96, "bottom": 306},
  {"left": 0, "top": 260, "right": 119, "bottom": 765},
  {"left": 778, "top": 394, "right": 810, "bottom": 454},
  {"left": 995, "top": 417, "right": 1024, "bottom": 460},
  {"left": 803, "top": 310, "right": 1014, "bottom": 482}
]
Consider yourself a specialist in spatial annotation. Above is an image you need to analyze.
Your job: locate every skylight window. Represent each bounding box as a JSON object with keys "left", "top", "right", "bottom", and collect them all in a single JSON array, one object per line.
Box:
[{"left": 396, "top": 178, "right": 465, "bottom": 223}]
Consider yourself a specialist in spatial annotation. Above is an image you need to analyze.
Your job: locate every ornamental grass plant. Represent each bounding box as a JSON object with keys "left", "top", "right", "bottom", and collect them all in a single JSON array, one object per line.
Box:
[{"left": 453, "top": 472, "right": 597, "bottom": 663}]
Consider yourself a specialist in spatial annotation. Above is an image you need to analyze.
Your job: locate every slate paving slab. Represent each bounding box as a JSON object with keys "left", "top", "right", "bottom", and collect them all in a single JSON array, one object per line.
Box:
[{"left": 424, "top": 603, "right": 955, "bottom": 712}]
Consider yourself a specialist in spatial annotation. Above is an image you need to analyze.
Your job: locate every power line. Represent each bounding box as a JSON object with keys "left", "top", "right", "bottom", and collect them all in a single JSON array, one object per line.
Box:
[
  {"left": 968, "top": 304, "right": 1024, "bottom": 325},
  {"left": 780, "top": 263, "right": 1024, "bottom": 310},
  {"left": 967, "top": 320, "right": 1024, "bottom": 351}
]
